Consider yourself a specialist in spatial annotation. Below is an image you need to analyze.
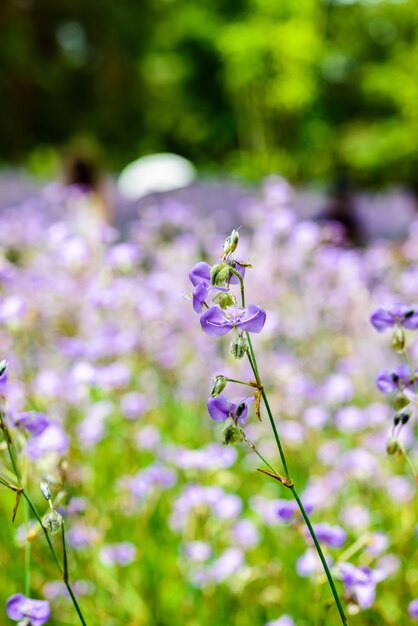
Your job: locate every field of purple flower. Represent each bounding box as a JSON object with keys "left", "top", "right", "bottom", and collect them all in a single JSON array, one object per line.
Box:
[{"left": 0, "top": 178, "right": 417, "bottom": 626}]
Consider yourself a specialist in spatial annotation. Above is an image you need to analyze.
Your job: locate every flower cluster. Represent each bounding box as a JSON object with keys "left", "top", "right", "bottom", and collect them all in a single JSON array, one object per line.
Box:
[
  {"left": 370, "top": 303, "right": 418, "bottom": 454},
  {"left": 187, "top": 229, "right": 266, "bottom": 430}
]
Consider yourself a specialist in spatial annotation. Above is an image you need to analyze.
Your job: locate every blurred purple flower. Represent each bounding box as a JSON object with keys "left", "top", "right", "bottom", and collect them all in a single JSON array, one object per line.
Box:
[
  {"left": 370, "top": 304, "right": 418, "bottom": 332},
  {"left": 6, "top": 594, "right": 50, "bottom": 626},
  {"left": 15, "top": 412, "right": 69, "bottom": 459},
  {"left": 339, "top": 562, "right": 385, "bottom": 609},
  {"left": 310, "top": 523, "right": 346, "bottom": 548},
  {"left": 375, "top": 365, "right": 416, "bottom": 393},
  {"left": 265, "top": 617, "right": 295, "bottom": 626},
  {"left": 100, "top": 542, "right": 137, "bottom": 566},
  {"left": 200, "top": 304, "right": 266, "bottom": 336},
  {"left": 297, "top": 548, "right": 333, "bottom": 577},
  {"left": 15, "top": 411, "right": 49, "bottom": 436},
  {"left": 184, "top": 541, "right": 212, "bottom": 563},
  {"left": 207, "top": 394, "right": 254, "bottom": 423},
  {"left": 409, "top": 599, "right": 418, "bottom": 620}
]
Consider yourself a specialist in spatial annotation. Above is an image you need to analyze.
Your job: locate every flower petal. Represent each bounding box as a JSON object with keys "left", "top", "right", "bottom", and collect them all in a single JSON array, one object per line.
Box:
[
  {"left": 189, "top": 262, "right": 211, "bottom": 287},
  {"left": 207, "top": 395, "right": 230, "bottom": 421},
  {"left": 237, "top": 304, "right": 266, "bottom": 334},
  {"left": 200, "top": 306, "right": 232, "bottom": 336}
]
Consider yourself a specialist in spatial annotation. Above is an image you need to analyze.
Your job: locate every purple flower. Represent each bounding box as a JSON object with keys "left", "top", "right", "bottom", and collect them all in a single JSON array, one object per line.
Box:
[
  {"left": 200, "top": 304, "right": 266, "bottom": 336},
  {"left": 6, "top": 594, "right": 50, "bottom": 626},
  {"left": 188, "top": 262, "right": 228, "bottom": 313},
  {"left": 26, "top": 423, "right": 70, "bottom": 460},
  {"left": 207, "top": 394, "right": 254, "bottom": 424},
  {"left": 370, "top": 304, "right": 418, "bottom": 332},
  {"left": 100, "top": 542, "right": 137, "bottom": 566},
  {"left": 339, "top": 562, "right": 385, "bottom": 609},
  {"left": 375, "top": 365, "right": 416, "bottom": 393},
  {"left": 189, "top": 262, "right": 211, "bottom": 287},
  {"left": 409, "top": 599, "right": 418, "bottom": 620},
  {"left": 310, "top": 523, "right": 346, "bottom": 548},
  {"left": 15, "top": 411, "right": 50, "bottom": 436}
]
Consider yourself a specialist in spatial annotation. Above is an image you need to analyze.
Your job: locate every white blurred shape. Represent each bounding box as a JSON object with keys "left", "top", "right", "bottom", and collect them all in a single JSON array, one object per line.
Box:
[{"left": 118, "top": 153, "right": 196, "bottom": 200}]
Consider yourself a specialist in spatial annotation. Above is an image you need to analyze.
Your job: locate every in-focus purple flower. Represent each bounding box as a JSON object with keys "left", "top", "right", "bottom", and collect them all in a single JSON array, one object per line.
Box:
[
  {"left": 188, "top": 262, "right": 229, "bottom": 313},
  {"left": 370, "top": 304, "right": 418, "bottom": 332},
  {"left": 6, "top": 593, "right": 50, "bottom": 626},
  {"left": 200, "top": 304, "right": 266, "bottom": 336},
  {"left": 375, "top": 365, "right": 417, "bottom": 393},
  {"left": 207, "top": 394, "right": 254, "bottom": 424},
  {"left": 409, "top": 599, "right": 418, "bottom": 620},
  {"left": 189, "top": 262, "right": 211, "bottom": 287}
]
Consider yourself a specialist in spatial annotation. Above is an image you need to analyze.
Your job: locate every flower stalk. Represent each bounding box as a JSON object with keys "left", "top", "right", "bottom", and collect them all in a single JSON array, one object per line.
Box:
[{"left": 0, "top": 404, "right": 87, "bottom": 626}]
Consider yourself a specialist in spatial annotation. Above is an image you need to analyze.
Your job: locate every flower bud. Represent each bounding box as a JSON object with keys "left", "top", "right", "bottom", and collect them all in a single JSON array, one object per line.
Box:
[
  {"left": 393, "top": 392, "right": 409, "bottom": 411},
  {"left": 0, "top": 360, "right": 7, "bottom": 377},
  {"left": 212, "top": 291, "right": 236, "bottom": 310},
  {"left": 223, "top": 229, "right": 239, "bottom": 256},
  {"left": 392, "top": 327, "right": 405, "bottom": 352},
  {"left": 40, "top": 481, "right": 51, "bottom": 501},
  {"left": 42, "top": 510, "right": 63, "bottom": 535},
  {"left": 210, "top": 263, "right": 230, "bottom": 286},
  {"left": 222, "top": 420, "right": 244, "bottom": 446},
  {"left": 210, "top": 375, "right": 228, "bottom": 398},
  {"left": 386, "top": 437, "right": 399, "bottom": 455},
  {"left": 393, "top": 405, "right": 412, "bottom": 426},
  {"left": 230, "top": 334, "right": 248, "bottom": 359}
]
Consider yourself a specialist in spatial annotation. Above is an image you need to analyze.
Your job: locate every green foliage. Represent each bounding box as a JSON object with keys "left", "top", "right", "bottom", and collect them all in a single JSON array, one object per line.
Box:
[{"left": 1, "top": 0, "right": 418, "bottom": 185}]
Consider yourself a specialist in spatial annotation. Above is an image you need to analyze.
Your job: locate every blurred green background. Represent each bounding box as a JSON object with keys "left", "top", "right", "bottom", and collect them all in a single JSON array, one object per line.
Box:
[{"left": 1, "top": 0, "right": 418, "bottom": 186}]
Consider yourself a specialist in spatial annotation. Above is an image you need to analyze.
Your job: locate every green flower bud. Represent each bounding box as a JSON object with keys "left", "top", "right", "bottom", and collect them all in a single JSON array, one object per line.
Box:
[
  {"left": 212, "top": 290, "right": 236, "bottom": 310},
  {"left": 0, "top": 360, "right": 8, "bottom": 377},
  {"left": 42, "top": 510, "right": 63, "bottom": 535},
  {"left": 386, "top": 437, "right": 399, "bottom": 455},
  {"left": 222, "top": 419, "right": 244, "bottom": 446},
  {"left": 393, "top": 393, "right": 409, "bottom": 411},
  {"left": 211, "top": 375, "right": 228, "bottom": 398},
  {"left": 223, "top": 229, "right": 239, "bottom": 256},
  {"left": 392, "top": 327, "right": 405, "bottom": 352},
  {"left": 210, "top": 263, "right": 230, "bottom": 286},
  {"left": 230, "top": 334, "right": 248, "bottom": 359}
]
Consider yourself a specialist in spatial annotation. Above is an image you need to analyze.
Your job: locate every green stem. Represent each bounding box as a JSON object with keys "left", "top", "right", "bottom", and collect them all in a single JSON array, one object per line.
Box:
[
  {"left": 226, "top": 377, "right": 258, "bottom": 388},
  {"left": 242, "top": 434, "right": 278, "bottom": 474},
  {"left": 62, "top": 524, "right": 87, "bottom": 626},
  {"left": 23, "top": 453, "right": 31, "bottom": 596},
  {"left": 290, "top": 486, "right": 348, "bottom": 625},
  {"left": 0, "top": 407, "right": 87, "bottom": 625},
  {"left": 21, "top": 492, "right": 63, "bottom": 573},
  {"left": 243, "top": 317, "right": 348, "bottom": 624}
]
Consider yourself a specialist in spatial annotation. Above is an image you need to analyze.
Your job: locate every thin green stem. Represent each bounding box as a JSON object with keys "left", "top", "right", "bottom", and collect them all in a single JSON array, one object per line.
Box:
[
  {"left": 0, "top": 407, "right": 87, "bottom": 625},
  {"left": 290, "top": 486, "right": 347, "bottom": 625},
  {"left": 21, "top": 492, "right": 63, "bottom": 573},
  {"left": 62, "top": 524, "right": 87, "bottom": 626},
  {"left": 246, "top": 347, "right": 290, "bottom": 481},
  {"left": 226, "top": 377, "right": 258, "bottom": 388},
  {"left": 242, "top": 433, "right": 278, "bottom": 474},
  {"left": 237, "top": 290, "right": 347, "bottom": 623},
  {"left": 23, "top": 453, "right": 31, "bottom": 596}
]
